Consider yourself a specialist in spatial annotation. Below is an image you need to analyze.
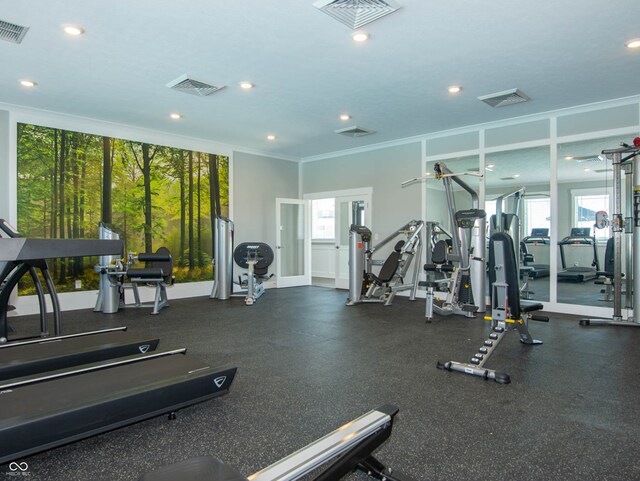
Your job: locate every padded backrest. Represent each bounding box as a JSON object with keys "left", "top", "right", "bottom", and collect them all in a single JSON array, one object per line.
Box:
[
  {"left": 394, "top": 240, "right": 405, "bottom": 252},
  {"left": 233, "top": 242, "right": 274, "bottom": 271},
  {"left": 489, "top": 232, "right": 521, "bottom": 319},
  {"left": 151, "top": 247, "right": 173, "bottom": 282},
  {"left": 603, "top": 237, "right": 614, "bottom": 274},
  {"left": 432, "top": 240, "right": 449, "bottom": 264},
  {"left": 377, "top": 251, "right": 402, "bottom": 283}
]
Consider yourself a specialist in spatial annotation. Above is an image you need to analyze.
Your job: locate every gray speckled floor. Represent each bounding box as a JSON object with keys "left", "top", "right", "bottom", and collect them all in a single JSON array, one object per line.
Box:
[{"left": 2, "top": 286, "right": 640, "bottom": 481}]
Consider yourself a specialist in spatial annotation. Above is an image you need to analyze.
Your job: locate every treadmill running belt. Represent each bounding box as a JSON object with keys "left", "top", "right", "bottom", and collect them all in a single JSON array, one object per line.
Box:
[
  {"left": 0, "top": 331, "right": 160, "bottom": 381},
  {"left": 0, "top": 353, "right": 236, "bottom": 464}
]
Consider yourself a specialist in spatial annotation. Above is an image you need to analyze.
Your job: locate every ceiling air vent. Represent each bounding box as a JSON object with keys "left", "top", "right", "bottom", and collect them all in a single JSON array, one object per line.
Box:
[
  {"left": 166, "top": 75, "right": 224, "bottom": 97},
  {"left": 0, "top": 19, "right": 29, "bottom": 44},
  {"left": 313, "top": 0, "right": 401, "bottom": 29},
  {"left": 478, "top": 88, "right": 530, "bottom": 108},
  {"left": 335, "top": 125, "right": 376, "bottom": 138}
]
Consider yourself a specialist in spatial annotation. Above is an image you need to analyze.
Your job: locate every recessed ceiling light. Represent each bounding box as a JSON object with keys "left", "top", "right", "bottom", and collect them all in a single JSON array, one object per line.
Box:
[
  {"left": 20, "top": 79, "right": 36, "bottom": 88},
  {"left": 564, "top": 156, "right": 574, "bottom": 160},
  {"left": 267, "top": 134, "right": 276, "bottom": 141},
  {"left": 339, "top": 114, "right": 351, "bottom": 121},
  {"left": 584, "top": 168, "right": 591, "bottom": 172},
  {"left": 239, "top": 82, "right": 254, "bottom": 89},
  {"left": 425, "top": 172, "right": 431, "bottom": 176},
  {"left": 352, "top": 32, "right": 369, "bottom": 43},
  {"left": 486, "top": 164, "right": 495, "bottom": 168},
  {"left": 170, "top": 113, "right": 182, "bottom": 120},
  {"left": 63, "top": 25, "right": 85, "bottom": 36},
  {"left": 626, "top": 38, "right": 640, "bottom": 49},
  {"left": 512, "top": 173, "right": 520, "bottom": 178},
  {"left": 448, "top": 86, "right": 462, "bottom": 94}
]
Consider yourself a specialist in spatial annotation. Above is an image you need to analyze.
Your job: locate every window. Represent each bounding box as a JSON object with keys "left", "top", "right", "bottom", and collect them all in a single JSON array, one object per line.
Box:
[
  {"left": 523, "top": 197, "right": 551, "bottom": 237},
  {"left": 574, "top": 194, "right": 610, "bottom": 241},
  {"left": 311, "top": 198, "right": 335, "bottom": 240}
]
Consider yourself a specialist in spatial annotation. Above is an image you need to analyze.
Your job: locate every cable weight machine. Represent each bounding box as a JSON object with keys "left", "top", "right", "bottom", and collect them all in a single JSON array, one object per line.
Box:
[{"left": 581, "top": 138, "right": 640, "bottom": 327}]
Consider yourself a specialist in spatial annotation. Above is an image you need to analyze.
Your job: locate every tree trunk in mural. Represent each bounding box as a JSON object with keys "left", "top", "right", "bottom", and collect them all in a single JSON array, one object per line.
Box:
[
  {"left": 102, "top": 137, "right": 112, "bottom": 224},
  {"left": 188, "top": 150, "right": 194, "bottom": 270},
  {"left": 142, "top": 143, "right": 153, "bottom": 253},
  {"left": 71, "top": 134, "right": 81, "bottom": 276},
  {"left": 179, "top": 150, "right": 186, "bottom": 267},
  {"left": 58, "top": 130, "right": 67, "bottom": 283},
  {"left": 208, "top": 153, "right": 220, "bottom": 259},
  {"left": 197, "top": 153, "right": 203, "bottom": 267},
  {"left": 131, "top": 142, "right": 157, "bottom": 253}
]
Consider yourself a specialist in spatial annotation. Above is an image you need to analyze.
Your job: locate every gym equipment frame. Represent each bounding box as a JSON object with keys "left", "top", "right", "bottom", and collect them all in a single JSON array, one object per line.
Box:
[
  {"left": 138, "top": 404, "right": 416, "bottom": 481},
  {"left": 405, "top": 163, "right": 486, "bottom": 320},
  {"left": 581, "top": 140, "right": 640, "bottom": 327},
  {"left": 94, "top": 223, "right": 174, "bottom": 315},
  {"left": 346, "top": 220, "right": 424, "bottom": 306},
  {"left": 437, "top": 232, "right": 548, "bottom": 384}
]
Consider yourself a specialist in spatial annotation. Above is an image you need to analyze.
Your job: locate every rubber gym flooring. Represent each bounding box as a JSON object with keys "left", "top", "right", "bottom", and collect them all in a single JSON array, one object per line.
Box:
[{"left": 3, "top": 286, "right": 640, "bottom": 481}]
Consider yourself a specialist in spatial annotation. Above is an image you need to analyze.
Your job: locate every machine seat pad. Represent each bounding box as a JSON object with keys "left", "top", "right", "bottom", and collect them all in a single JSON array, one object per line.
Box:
[
  {"left": 127, "top": 268, "right": 164, "bottom": 279},
  {"left": 138, "top": 456, "right": 248, "bottom": 481},
  {"left": 424, "top": 263, "right": 454, "bottom": 272},
  {"left": 520, "top": 300, "right": 543, "bottom": 313}
]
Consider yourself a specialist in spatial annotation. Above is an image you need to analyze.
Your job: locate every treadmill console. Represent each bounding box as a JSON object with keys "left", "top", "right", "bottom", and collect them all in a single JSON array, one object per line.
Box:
[
  {"left": 530, "top": 228, "right": 549, "bottom": 237},
  {"left": 570, "top": 227, "right": 591, "bottom": 237}
]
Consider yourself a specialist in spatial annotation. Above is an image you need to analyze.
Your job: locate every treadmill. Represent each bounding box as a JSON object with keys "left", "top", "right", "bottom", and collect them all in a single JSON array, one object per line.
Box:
[
  {"left": 0, "top": 348, "right": 236, "bottom": 464},
  {"left": 521, "top": 228, "right": 551, "bottom": 279},
  {"left": 558, "top": 227, "right": 600, "bottom": 282},
  {"left": 0, "top": 327, "right": 159, "bottom": 381}
]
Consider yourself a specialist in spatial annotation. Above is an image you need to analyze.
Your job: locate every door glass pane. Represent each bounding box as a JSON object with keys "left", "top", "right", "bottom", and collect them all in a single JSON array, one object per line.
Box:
[
  {"left": 339, "top": 201, "right": 350, "bottom": 246},
  {"left": 281, "top": 203, "right": 304, "bottom": 277}
]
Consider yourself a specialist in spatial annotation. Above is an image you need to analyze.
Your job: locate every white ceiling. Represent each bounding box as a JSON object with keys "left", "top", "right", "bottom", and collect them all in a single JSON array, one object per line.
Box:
[{"left": 2, "top": 0, "right": 640, "bottom": 159}]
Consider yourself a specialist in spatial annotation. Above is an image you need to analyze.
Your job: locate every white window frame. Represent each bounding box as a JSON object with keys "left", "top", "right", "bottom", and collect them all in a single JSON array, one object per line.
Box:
[{"left": 570, "top": 188, "right": 611, "bottom": 244}]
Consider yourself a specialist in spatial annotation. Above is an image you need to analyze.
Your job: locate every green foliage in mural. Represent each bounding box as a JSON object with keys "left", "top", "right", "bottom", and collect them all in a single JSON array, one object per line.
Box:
[{"left": 17, "top": 123, "right": 229, "bottom": 293}]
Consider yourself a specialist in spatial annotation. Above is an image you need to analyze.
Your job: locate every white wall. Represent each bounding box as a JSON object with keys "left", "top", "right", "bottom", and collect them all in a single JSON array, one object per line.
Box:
[
  {"left": 232, "top": 151, "right": 299, "bottom": 249},
  {"left": 301, "top": 142, "right": 423, "bottom": 253}
]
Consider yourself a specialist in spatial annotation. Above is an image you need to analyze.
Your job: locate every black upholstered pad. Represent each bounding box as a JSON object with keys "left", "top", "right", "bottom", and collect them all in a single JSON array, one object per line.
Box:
[{"left": 520, "top": 300, "right": 544, "bottom": 313}]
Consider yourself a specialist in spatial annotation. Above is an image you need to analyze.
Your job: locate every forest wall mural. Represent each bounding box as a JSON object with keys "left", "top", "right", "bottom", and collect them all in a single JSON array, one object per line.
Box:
[{"left": 17, "top": 122, "right": 229, "bottom": 293}]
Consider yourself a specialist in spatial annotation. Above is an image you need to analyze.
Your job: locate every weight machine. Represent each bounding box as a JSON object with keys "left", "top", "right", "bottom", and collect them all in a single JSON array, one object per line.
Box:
[
  {"left": 403, "top": 163, "right": 486, "bottom": 320},
  {"left": 94, "top": 223, "right": 174, "bottom": 315},
  {"left": 581, "top": 138, "right": 640, "bottom": 327},
  {"left": 210, "top": 217, "right": 274, "bottom": 306},
  {"left": 346, "top": 220, "right": 424, "bottom": 306}
]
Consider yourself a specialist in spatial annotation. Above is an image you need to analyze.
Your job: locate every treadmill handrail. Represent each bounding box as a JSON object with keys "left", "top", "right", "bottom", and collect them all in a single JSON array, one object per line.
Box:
[
  {"left": 0, "top": 348, "right": 187, "bottom": 390},
  {"left": 0, "top": 326, "right": 128, "bottom": 349}
]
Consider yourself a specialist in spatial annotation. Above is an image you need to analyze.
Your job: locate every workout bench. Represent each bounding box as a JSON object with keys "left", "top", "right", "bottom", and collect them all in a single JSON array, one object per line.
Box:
[{"left": 437, "top": 232, "right": 548, "bottom": 384}]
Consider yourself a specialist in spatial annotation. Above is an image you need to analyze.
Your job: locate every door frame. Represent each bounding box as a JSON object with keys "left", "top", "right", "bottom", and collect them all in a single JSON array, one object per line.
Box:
[
  {"left": 275, "top": 198, "right": 312, "bottom": 288},
  {"left": 303, "top": 187, "right": 373, "bottom": 288}
]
